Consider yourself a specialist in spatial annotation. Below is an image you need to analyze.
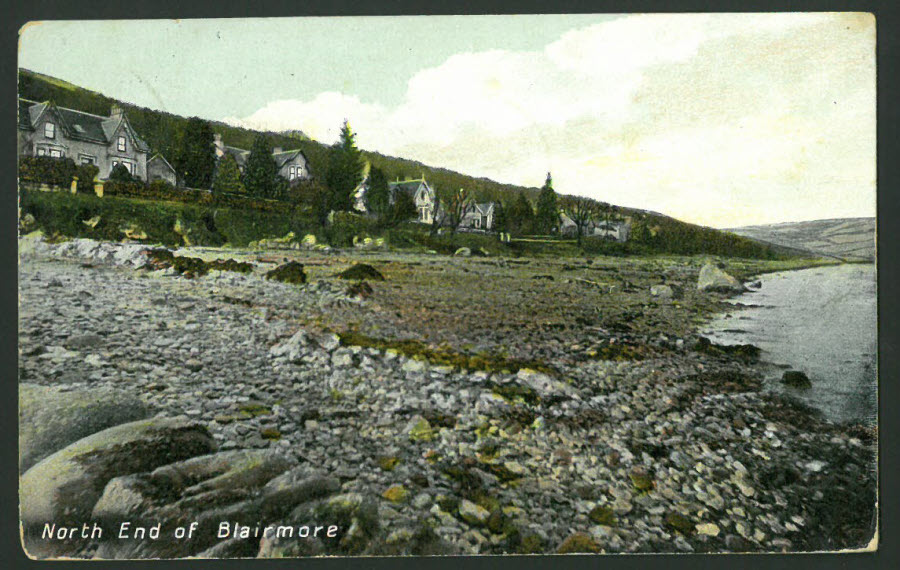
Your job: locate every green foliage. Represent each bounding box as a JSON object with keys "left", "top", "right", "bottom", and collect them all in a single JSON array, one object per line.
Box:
[
  {"left": 390, "top": 188, "right": 417, "bottom": 226},
  {"left": 212, "top": 154, "right": 245, "bottom": 195},
  {"left": 560, "top": 195, "right": 601, "bottom": 246},
  {"left": 242, "top": 134, "right": 280, "bottom": 199},
  {"left": 20, "top": 188, "right": 320, "bottom": 248},
  {"left": 108, "top": 163, "right": 133, "bottom": 184},
  {"left": 507, "top": 193, "right": 534, "bottom": 236},
  {"left": 325, "top": 120, "right": 365, "bottom": 212},
  {"left": 491, "top": 201, "right": 508, "bottom": 233},
  {"left": 173, "top": 117, "right": 216, "bottom": 189},
  {"left": 327, "top": 211, "right": 379, "bottom": 247},
  {"left": 286, "top": 178, "right": 330, "bottom": 226},
  {"left": 534, "top": 172, "right": 559, "bottom": 235},
  {"left": 18, "top": 156, "right": 77, "bottom": 188},
  {"left": 365, "top": 166, "right": 391, "bottom": 221},
  {"left": 75, "top": 163, "right": 100, "bottom": 193}
]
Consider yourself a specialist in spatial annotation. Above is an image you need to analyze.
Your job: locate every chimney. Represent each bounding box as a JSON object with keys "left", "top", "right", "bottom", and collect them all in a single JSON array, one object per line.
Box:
[
  {"left": 109, "top": 104, "right": 125, "bottom": 121},
  {"left": 213, "top": 133, "right": 225, "bottom": 157},
  {"left": 273, "top": 147, "right": 283, "bottom": 155}
]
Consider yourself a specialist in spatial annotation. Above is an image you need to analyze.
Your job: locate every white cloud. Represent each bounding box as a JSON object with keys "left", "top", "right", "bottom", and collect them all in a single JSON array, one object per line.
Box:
[{"left": 227, "top": 13, "right": 874, "bottom": 227}]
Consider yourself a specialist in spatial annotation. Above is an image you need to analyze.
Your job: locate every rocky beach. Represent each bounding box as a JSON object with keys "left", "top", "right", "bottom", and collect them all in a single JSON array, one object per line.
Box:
[{"left": 17, "top": 235, "right": 877, "bottom": 558}]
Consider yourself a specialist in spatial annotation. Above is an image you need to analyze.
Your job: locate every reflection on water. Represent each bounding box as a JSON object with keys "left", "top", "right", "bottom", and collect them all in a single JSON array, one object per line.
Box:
[{"left": 702, "top": 264, "right": 876, "bottom": 425}]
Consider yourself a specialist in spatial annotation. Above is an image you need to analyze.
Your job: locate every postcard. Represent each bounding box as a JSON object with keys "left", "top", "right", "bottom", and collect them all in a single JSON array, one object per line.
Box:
[{"left": 16, "top": 13, "right": 876, "bottom": 559}]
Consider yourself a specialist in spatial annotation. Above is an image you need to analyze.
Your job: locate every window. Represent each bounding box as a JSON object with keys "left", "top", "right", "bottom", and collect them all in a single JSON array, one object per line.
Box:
[
  {"left": 36, "top": 148, "right": 47, "bottom": 156},
  {"left": 289, "top": 166, "right": 296, "bottom": 179},
  {"left": 49, "top": 149, "right": 62, "bottom": 158},
  {"left": 474, "top": 218, "right": 481, "bottom": 229},
  {"left": 117, "top": 136, "right": 126, "bottom": 152},
  {"left": 44, "top": 123, "right": 55, "bottom": 139},
  {"left": 80, "top": 156, "right": 95, "bottom": 165}
]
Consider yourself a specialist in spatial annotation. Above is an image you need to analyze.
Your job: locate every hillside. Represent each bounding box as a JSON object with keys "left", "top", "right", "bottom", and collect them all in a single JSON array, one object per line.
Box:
[
  {"left": 727, "top": 218, "right": 875, "bottom": 262},
  {"left": 18, "top": 68, "right": 798, "bottom": 260}
]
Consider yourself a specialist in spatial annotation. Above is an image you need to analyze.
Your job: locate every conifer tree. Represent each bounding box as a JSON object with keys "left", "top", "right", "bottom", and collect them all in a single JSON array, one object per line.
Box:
[
  {"left": 211, "top": 154, "right": 246, "bottom": 194},
  {"left": 535, "top": 172, "right": 560, "bottom": 235},
  {"left": 242, "top": 134, "right": 279, "bottom": 199},
  {"left": 325, "top": 120, "right": 365, "bottom": 212},
  {"left": 173, "top": 117, "right": 216, "bottom": 189}
]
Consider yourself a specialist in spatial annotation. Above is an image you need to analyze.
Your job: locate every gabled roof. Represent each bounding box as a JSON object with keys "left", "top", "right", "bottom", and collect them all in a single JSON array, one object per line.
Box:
[
  {"left": 273, "top": 149, "right": 309, "bottom": 168},
  {"left": 474, "top": 202, "right": 496, "bottom": 215},
  {"left": 389, "top": 179, "right": 431, "bottom": 198},
  {"left": 148, "top": 153, "right": 176, "bottom": 173},
  {"left": 18, "top": 98, "right": 150, "bottom": 153}
]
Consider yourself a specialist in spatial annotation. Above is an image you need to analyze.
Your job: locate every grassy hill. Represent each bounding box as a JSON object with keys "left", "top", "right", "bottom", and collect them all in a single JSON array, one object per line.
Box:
[
  {"left": 18, "top": 68, "right": 801, "bottom": 260},
  {"left": 727, "top": 218, "right": 875, "bottom": 262}
]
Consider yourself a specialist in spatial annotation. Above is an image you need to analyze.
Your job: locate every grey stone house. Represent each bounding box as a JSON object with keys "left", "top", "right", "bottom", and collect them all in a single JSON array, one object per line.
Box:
[
  {"left": 461, "top": 202, "right": 498, "bottom": 231},
  {"left": 18, "top": 99, "right": 151, "bottom": 180},
  {"left": 213, "top": 134, "right": 310, "bottom": 183},
  {"left": 353, "top": 176, "right": 437, "bottom": 224}
]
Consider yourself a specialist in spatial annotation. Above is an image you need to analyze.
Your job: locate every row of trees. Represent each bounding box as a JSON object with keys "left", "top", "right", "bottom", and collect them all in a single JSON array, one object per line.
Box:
[{"left": 141, "top": 114, "right": 623, "bottom": 240}]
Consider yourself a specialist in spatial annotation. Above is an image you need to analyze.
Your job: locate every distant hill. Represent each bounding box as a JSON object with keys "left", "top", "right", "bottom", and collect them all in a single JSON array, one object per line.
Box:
[
  {"left": 18, "top": 68, "right": 799, "bottom": 260},
  {"left": 727, "top": 218, "right": 875, "bottom": 261}
]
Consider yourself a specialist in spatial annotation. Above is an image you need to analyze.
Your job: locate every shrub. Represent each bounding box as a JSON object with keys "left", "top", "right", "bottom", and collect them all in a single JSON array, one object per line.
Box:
[
  {"left": 109, "top": 163, "right": 134, "bottom": 183},
  {"left": 75, "top": 163, "right": 100, "bottom": 193},
  {"left": 18, "top": 156, "right": 77, "bottom": 188}
]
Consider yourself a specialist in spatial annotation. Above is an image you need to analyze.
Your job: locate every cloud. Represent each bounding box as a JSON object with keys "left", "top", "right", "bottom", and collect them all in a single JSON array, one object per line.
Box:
[{"left": 227, "top": 13, "right": 874, "bottom": 227}]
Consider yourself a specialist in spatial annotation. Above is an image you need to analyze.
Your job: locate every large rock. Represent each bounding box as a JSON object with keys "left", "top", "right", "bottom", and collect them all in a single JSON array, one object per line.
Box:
[
  {"left": 19, "top": 384, "right": 151, "bottom": 472},
  {"left": 454, "top": 247, "right": 472, "bottom": 257},
  {"left": 697, "top": 263, "right": 746, "bottom": 293},
  {"left": 20, "top": 418, "right": 215, "bottom": 532},
  {"left": 91, "top": 450, "right": 304, "bottom": 559}
]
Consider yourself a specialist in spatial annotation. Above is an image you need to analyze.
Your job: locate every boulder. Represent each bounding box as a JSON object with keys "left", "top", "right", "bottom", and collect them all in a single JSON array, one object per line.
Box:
[
  {"left": 90, "top": 450, "right": 300, "bottom": 558},
  {"left": 336, "top": 263, "right": 385, "bottom": 281},
  {"left": 650, "top": 284, "right": 674, "bottom": 299},
  {"left": 516, "top": 368, "right": 578, "bottom": 399},
  {"left": 781, "top": 370, "right": 812, "bottom": 388},
  {"left": 454, "top": 247, "right": 472, "bottom": 257},
  {"left": 19, "top": 384, "right": 151, "bottom": 472},
  {"left": 265, "top": 262, "right": 307, "bottom": 285},
  {"left": 697, "top": 263, "right": 746, "bottom": 293},
  {"left": 20, "top": 418, "right": 216, "bottom": 531}
]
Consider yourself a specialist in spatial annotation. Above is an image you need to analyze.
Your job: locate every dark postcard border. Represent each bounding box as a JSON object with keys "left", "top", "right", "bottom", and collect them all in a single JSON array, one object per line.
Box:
[{"left": 4, "top": 1, "right": 897, "bottom": 569}]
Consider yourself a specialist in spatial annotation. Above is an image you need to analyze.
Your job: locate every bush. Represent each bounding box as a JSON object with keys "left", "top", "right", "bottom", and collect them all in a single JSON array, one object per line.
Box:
[
  {"left": 18, "top": 156, "right": 77, "bottom": 188},
  {"left": 75, "top": 163, "right": 100, "bottom": 193},
  {"left": 327, "top": 211, "right": 379, "bottom": 247},
  {"left": 109, "top": 163, "right": 134, "bottom": 183}
]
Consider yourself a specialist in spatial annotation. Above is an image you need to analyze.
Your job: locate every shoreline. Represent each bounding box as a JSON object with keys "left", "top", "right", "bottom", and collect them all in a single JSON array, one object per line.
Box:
[{"left": 17, "top": 236, "right": 877, "bottom": 557}]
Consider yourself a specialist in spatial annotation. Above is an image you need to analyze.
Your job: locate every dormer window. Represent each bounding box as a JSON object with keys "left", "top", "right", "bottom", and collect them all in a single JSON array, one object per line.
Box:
[
  {"left": 117, "top": 136, "right": 126, "bottom": 152},
  {"left": 44, "top": 123, "right": 55, "bottom": 139}
]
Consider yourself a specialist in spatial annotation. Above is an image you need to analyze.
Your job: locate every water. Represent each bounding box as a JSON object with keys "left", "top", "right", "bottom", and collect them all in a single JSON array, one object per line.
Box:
[{"left": 701, "top": 264, "right": 877, "bottom": 424}]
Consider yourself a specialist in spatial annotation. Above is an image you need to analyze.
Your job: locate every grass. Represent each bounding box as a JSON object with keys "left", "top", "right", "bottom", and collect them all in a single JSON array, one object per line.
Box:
[{"left": 336, "top": 330, "right": 557, "bottom": 376}]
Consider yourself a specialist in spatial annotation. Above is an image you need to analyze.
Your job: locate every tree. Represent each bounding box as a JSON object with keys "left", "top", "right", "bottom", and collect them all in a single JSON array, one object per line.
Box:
[
  {"left": 435, "top": 187, "right": 473, "bottom": 234},
  {"left": 365, "top": 166, "right": 391, "bottom": 222},
  {"left": 242, "top": 134, "right": 279, "bottom": 199},
  {"left": 492, "top": 201, "right": 508, "bottom": 233},
  {"left": 325, "top": 120, "right": 365, "bottom": 212},
  {"left": 535, "top": 172, "right": 560, "bottom": 235},
  {"left": 390, "top": 189, "right": 417, "bottom": 226},
  {"left": 108, "top": 163, "right": 133, "bottom": 184},
  {"left": 561, "top": 195, "right": 601, "bottom": 246},
  {"left": 211, "top": 154, "right": 245, "bottom": 195},
  {"left": 173, "top": 117, "right": 216, "bottom": 189},
  {"left": 508, "top": 193, "right": 535, "bottom": 236}
]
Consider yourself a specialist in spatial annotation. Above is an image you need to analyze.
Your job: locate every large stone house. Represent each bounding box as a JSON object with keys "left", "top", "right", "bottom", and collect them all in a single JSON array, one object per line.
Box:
[
  {"left": 18, "top": 99, "right": 152, "bottom": 180},
  {"left": 354, "top": 175, "right": 437, "bottom": 224},
  {"left": 213, "top": 134, "right": 310, "bottom": 183}
]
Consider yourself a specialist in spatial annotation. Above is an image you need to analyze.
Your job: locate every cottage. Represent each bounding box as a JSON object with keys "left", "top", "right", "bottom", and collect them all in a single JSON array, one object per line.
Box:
[
  {"left": 460, "top": 202, "right": 498, "bottom": 231},
  {"left": 147, "top": 154, "right": 178, "bottom": 186},
  {"left": 18, "top": 99, "right": 152, "bottom": 180},
  {"left": 213, "top": 134, "right": 310, "bottom": 182},
  {"left": 590, "top": 220, "right": 631, "bottom": 242}
]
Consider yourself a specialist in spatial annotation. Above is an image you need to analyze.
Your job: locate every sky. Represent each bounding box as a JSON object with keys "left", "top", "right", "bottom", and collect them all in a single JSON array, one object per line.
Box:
[{"left": 18, "top": 14, "right": 876, "bottom": 228}]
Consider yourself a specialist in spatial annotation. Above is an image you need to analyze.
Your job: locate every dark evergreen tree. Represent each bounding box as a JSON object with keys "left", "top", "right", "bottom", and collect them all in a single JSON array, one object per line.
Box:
[
  {"left": 535, "top": 172, "right": 560, "bottom": 235},
  {"left": 242, "top": 134, "right": 279, "bottom": 199},
  {"left": 508, "top": 193, "right": 535, "bottom": 236},
  {"left": 173, "top": 117, "right": 216, "bottom": 189},
  {"left": 390, "top": 189, "right": 417, "bottom": 225},
  {"left": 211, "top": 154, "right": 245, "bottom": 194},
  {"left": 492, "top": 201, "right": 508, "bottom": 233},
  {"left": 365, "top": 167, "right": 391, "bottom": 221},
  {"left": 325, "top": 120, "right": 365, "bottom": 212}
]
